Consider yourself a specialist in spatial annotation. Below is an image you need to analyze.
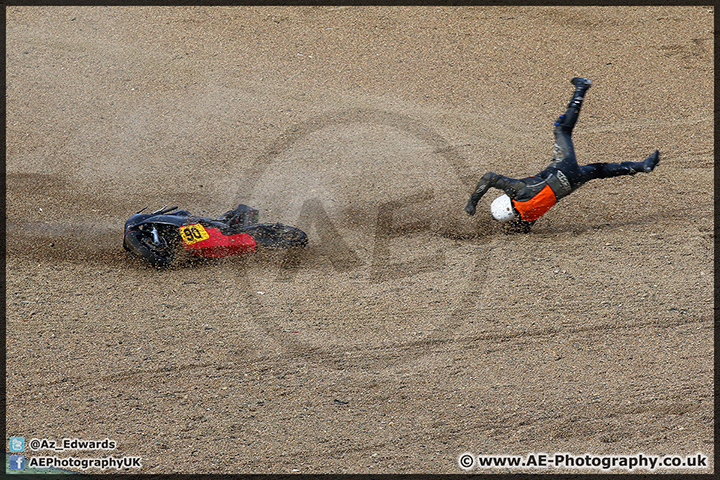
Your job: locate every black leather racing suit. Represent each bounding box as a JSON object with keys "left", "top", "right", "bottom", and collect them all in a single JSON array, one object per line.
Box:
[{"left": 465, "top": 78, "right": 660, "bottom": 232}]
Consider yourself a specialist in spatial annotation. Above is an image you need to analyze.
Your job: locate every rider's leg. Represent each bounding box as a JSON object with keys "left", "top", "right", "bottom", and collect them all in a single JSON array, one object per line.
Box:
[
  {"left": 577, "top": 150, "right": 660, "bottom": 181},
  {"left": 548, "top": 78, "right": 593, "bottom": 175}
]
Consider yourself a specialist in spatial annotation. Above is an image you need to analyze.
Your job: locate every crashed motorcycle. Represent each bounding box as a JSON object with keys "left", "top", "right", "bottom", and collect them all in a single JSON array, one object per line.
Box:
[{"left": 123, "top": 204, "right": 307, "bottom": 267}]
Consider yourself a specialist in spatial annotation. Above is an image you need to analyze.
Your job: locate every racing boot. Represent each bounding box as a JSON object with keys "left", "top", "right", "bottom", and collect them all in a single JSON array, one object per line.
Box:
[
  {"left": 568, "top": 77, "right": 592, "bottom": 109},
  {"left": 618, "top": 150, "right": 660, "bottom": 175},
  {"left": 640, "top": 150, "right": 660, "bottom": 172},
  {"left": 556, "top": 77, "right": 593, "bottom": 131},
  {"left": 571, "top": 77, "right": 593, "bottom": 91}
]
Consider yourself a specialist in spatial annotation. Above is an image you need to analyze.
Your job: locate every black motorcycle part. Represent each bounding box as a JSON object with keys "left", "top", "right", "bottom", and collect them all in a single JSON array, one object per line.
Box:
[
  {"left": 124, "top": 224, "right": 181, "bottom": 267},
  {"left": 214, "top": 204, "right": 259, "bottom": 228},
  {"left": 241, "top": 223, "right": 308, "bottom": 249}
]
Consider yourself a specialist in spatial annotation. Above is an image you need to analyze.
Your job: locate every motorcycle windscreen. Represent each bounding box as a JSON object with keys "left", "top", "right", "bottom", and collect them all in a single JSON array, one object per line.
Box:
[{"left": 179, "top": 224, "right": 257, "bottom": 258}]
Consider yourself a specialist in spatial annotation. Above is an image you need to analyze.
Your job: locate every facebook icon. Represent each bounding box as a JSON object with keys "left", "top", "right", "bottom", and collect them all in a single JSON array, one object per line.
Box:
[{"left": 9, "top": 454, "right": 25, "bottom": 470}]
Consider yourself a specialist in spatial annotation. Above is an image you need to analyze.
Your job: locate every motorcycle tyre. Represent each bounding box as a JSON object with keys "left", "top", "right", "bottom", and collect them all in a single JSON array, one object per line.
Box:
[{"left": 124, "top": 230, "right": 177, "bottom": 267}]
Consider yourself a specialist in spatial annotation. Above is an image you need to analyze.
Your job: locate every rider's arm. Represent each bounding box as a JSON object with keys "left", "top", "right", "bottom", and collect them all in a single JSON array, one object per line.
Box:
[{"left": 465, "top": 172, "right": 525, "bottom": 216}]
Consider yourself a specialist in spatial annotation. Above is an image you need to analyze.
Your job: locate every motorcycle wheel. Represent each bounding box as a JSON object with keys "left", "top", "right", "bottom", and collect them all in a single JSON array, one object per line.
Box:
[
  {"left": 123, "top": 229, "right": 178, "bottom": 267},
  {"left": 241, "top": 223, "right": 308, "bottom": 249}
]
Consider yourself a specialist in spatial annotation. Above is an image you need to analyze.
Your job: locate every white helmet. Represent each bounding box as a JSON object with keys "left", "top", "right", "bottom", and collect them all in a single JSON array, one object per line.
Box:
[{"left": 490, "top": 194, "right": 516, "bottom": 222}]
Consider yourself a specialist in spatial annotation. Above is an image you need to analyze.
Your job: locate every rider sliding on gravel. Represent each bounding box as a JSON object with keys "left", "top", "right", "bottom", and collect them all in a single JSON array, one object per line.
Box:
[{"left": 465, "top": 77, "right": 660, "bottom": 233}]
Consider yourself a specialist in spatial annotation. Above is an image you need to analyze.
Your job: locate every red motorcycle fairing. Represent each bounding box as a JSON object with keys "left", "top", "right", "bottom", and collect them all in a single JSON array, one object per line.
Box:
[{"left": 180, "top": 223, "right": 257, "bottom": 258}]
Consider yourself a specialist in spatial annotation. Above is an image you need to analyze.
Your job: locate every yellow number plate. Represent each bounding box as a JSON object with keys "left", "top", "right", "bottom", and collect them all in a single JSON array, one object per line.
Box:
[{"left": 179, "top": 224, "right": 210, "bottom": 245}]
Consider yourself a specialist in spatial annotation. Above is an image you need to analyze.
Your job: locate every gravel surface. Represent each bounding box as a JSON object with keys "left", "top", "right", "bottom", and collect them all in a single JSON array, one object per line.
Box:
[{"left": 6, "top": 5, "right": 714, "bottom": 474}]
